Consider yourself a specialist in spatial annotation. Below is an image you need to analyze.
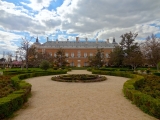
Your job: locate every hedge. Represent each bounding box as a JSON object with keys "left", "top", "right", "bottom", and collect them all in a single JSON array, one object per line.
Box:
[
  {"left": 92, "top": 70, "right": 160, "bottom": 119},
  {"left": 153, "top": 72, "right": 160, "bottom": 76},
  {"left": 0, "top": 70, "right": 67, "bottom": 119}
]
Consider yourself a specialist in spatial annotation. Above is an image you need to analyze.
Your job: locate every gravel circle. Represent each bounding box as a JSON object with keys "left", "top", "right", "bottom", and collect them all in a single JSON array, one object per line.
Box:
[{"left": 11, "top": 70, "right": 157, "bottom": 120}]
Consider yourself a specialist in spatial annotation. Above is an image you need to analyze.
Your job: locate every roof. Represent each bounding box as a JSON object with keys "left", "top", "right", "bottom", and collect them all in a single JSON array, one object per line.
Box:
[{"left": 35, "top": 41, "right": 118, "bottom": 49}]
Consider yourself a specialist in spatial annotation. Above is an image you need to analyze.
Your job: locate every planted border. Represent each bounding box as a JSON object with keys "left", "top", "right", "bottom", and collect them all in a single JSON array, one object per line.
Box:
[
  {"left": 51, "top": 74, "right": 107, "bottom": 82},
  {"left": 0, "top": 70, "right": 67, "bottom": 119},
  {"left": 92, "top": 70, "right": 160, "bottom": 119}
]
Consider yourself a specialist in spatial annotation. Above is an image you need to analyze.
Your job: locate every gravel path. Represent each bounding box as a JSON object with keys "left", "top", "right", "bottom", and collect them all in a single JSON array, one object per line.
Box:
[{"left": 11, "top": 70, "right": 157, "bottom": 120}]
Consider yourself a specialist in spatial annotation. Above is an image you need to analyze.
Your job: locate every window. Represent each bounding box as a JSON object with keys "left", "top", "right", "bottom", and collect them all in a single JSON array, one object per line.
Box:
[
  {"left": 106, "top": 53, "right": 109, "bottom": 58},
  {"left": 84, "top": 53, "right": 87, "bottom": 58},
  {"left": 50, "top": 53, "right": 52, "bottom": 56},
  {"left": 77, "top": 53, "right": 81, "bottom": 58},
  {"left": 54, "top": 53, "right": 56, "bottom": 57},
  {"left": 70, "top": 62, "right": 74, "bottom": 67},
  {"left": 42, "top": 49, "right": 45, "bottom": 53},
  {"left": 71, "top": 53, "right": 74, "bottom": 57},
  {"left": 90, "top": 53, "right": 93, "bottom": 56},
  {"left": 84, "top": 62, "right": 88, "bottom": 67},
  {"left": 65, "top": 53, "right": 68, "bottom": 57},
  {"left": 77, "top": 51, "right": 81, "bottom": 58}
]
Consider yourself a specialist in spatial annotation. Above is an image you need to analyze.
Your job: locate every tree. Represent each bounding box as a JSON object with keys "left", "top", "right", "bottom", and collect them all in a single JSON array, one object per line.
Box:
[
  {"left": 108, "top": 46, "right": 123, "bottom": 67},
  {"left": 124, "top": 49, "right": 143, "bottom": 70},
  {"left": 141, "top": 34, "right": 160, "bottom": 70},
  {"left": 54, "top": 48, "right": 68, "bottom": 68},
  {"left": 119, "top": 31, "right": 143, "bottom": 70},
  {"left": 27, "top": 46, "right": 39, "bottom": 67},
  {"left": 18, "top": 37, "right": 33, "bottom": 70},
  {"left": 6, "top": 52, "right": 13, "bottom": 68},
  {"left": 40, "top": 60, "right": 50, "bottom": 71},
  {"left": 88, "top": 48, "right": 106, "bottom": 68},
  {"left": 28, "top": 46, "right": 54, "bottom": 67}
]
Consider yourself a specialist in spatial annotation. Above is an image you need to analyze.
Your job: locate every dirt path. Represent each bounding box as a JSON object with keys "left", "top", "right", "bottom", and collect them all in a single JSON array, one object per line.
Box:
[{"left": 11, "top": 70, "right": 157, "bottom": 120}]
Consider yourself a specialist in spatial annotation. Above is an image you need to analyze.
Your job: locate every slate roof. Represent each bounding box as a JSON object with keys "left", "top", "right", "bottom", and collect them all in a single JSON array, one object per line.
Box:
[{"left": 34, "top": 41, "right": 118, "bottom": 49}]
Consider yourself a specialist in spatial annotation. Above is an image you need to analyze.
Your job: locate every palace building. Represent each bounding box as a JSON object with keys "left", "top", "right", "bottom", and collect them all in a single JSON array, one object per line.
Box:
[{"left": 33, "top": 37, "right": 118, "bottom": 67}]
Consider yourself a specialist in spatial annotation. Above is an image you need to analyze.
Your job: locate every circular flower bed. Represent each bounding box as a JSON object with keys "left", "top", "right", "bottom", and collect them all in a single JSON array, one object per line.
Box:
[{"left": 51, "top": 74, "right": 107, "bottom": 82}]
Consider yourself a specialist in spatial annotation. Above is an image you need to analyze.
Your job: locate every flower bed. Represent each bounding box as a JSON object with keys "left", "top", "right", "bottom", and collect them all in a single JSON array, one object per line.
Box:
[
  {"left": 51, "top": 74, "right": 107, "bottom": 82},
  {"left": 0, "top": 75, "right": 16, "bottom": 98}
]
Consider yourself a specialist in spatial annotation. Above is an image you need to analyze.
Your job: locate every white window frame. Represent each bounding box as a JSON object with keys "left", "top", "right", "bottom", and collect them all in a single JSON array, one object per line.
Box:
[
  {"left": 54, "top": 53, "right": 56, "bottom": 57},
  {"left": 71, "top": 53, "right": 74, "bottom": 58},
  {"left": 106, "top": 53, "right": 109, "bottom": 58},
  {"left": 90, "top": 53, "right": 93, "bottom": 56},
  {"left": 84, "top": 53, "right": 87, "bottom": 58},
  {"left": 42, "top": 49, "right": 45, "bottom": 53},
  {"left": 65, "top": 53, "right": 68, "bottom": 57}
]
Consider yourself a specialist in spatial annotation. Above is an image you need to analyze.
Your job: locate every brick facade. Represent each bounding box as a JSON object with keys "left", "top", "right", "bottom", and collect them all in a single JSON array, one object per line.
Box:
[{"left": 33, "top": 37, "right": 117, "bottom": 67}]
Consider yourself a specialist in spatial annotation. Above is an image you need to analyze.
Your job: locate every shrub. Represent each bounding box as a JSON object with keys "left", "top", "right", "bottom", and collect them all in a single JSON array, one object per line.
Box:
[
  {"left": 40, "top": 60, "right": 50, "bottom": 71},
  {"left": 154, "top": 72, "right": 160, "bottom": 76}
]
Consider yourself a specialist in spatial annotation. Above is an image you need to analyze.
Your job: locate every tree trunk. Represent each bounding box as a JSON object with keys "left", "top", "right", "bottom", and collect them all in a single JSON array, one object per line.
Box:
[{"left": 157, "top": 64, "right": 159, "bottom": 72}]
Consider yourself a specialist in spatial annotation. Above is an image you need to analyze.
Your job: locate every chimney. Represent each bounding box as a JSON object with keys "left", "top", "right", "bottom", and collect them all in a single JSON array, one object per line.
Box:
[
  {"left": 85, "top": 38, "right": 88, "bottom": 44},
  {"left": 47, "top": 37, "right": 49, "bottom": 42},
  {"left": 76, "top": 37, "right": 79, "bottom": 42},
  {"left": 56, "top": 39, "right": 58, "bottom": 44},
  {"left": 106, "top": 39, "right": 109, "bottom": 43},
  {"left": 113, "top": 37, "right": 115, "bottom": 43},
  {"left": 67, "top": 39, "right": 69, "bottom": 41},
  {"left": 96, "top": 38, "right": 98, "bottom": 43}
]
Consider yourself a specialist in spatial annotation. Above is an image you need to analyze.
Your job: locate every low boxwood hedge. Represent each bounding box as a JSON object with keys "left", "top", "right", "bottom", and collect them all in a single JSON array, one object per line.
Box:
[
  {"left": 92, "top": 70, "right": 160, "bottom": 119},
  {"left": 0, "top": 70, "right": 67, "bottom": 119},
  {"left": 154, "top": 72, "right": 160, "bottom": 76}
]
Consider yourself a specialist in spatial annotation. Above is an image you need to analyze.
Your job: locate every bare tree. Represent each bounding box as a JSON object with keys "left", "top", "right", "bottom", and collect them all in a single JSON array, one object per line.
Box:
[
  {"left": 141, "top": 34, "right": 160, "bottom": 70},
  {"left": 28, "top": 46, "right": 54, "bottom": 67},
  {"left": 6, "top": 52, "right": 13, "bottom": 68},
  {"left": 54, "top": 48, "right": 68, "bottom": 68},
  {"left": 2, "top": 51, "right": 6, "bottom": 68},
  {"left": 18, "top": 36, "right": 33, "bottom": 70}
]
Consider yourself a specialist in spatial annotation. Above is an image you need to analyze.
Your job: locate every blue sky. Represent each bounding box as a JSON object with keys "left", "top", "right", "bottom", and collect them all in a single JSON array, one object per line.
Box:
[{"left": 0, "top": 0, "right": 160, "bottom": 58}]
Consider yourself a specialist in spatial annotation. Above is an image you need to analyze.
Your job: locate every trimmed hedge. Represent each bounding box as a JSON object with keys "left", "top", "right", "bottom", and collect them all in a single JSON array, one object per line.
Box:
[
  {"left": 92, "top": 70, "right": 160, "bottom": 119},
  {"left": 0, "top": 80, "right": 31, "bottom": 119},
  {"left": 0, "top": 70, "right": 67, "bottom": 119},
  {"left": 154, "top": 72, "right": 160, "bottom": 76}
]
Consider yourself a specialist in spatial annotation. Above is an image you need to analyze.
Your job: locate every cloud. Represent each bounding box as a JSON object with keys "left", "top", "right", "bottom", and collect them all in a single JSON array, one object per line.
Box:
[
  {"left": 0, "top": 1, "right": 61, "bottom": 35},
  {"left": 21, "top": 0, "right": 53, "bottom": 11},
  {"left": 0, "top": 30, "right": 22, "bottom": 55},
  {"left": 60, "top": 0, "right": 160, "bottom": 36},
  {"left": 96, "top": 23, "right": 160, "bottom": 43},
  {"left": 0, "top": 0, "right": 160, "bottom": 46}
]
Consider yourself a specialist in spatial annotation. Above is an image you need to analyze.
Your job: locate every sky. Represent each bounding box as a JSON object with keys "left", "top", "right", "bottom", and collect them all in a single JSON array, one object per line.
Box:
[{"left": 0, "top": 0, "right": 160, "bottom": 58}]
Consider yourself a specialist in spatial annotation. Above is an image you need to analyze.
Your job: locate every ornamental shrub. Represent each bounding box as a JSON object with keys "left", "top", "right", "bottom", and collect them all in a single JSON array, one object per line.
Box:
[{"left": 40, "top": 60, "right": 50, "bottom": 71}]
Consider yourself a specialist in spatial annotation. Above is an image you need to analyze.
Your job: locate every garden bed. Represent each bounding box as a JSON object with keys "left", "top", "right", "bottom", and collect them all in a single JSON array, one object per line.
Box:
[
  {"left": 0, "top": 75, "right": 16, "bottom": 98},
  {"left": 51, "top": 74, "right": 107, "bottom": 82}
]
